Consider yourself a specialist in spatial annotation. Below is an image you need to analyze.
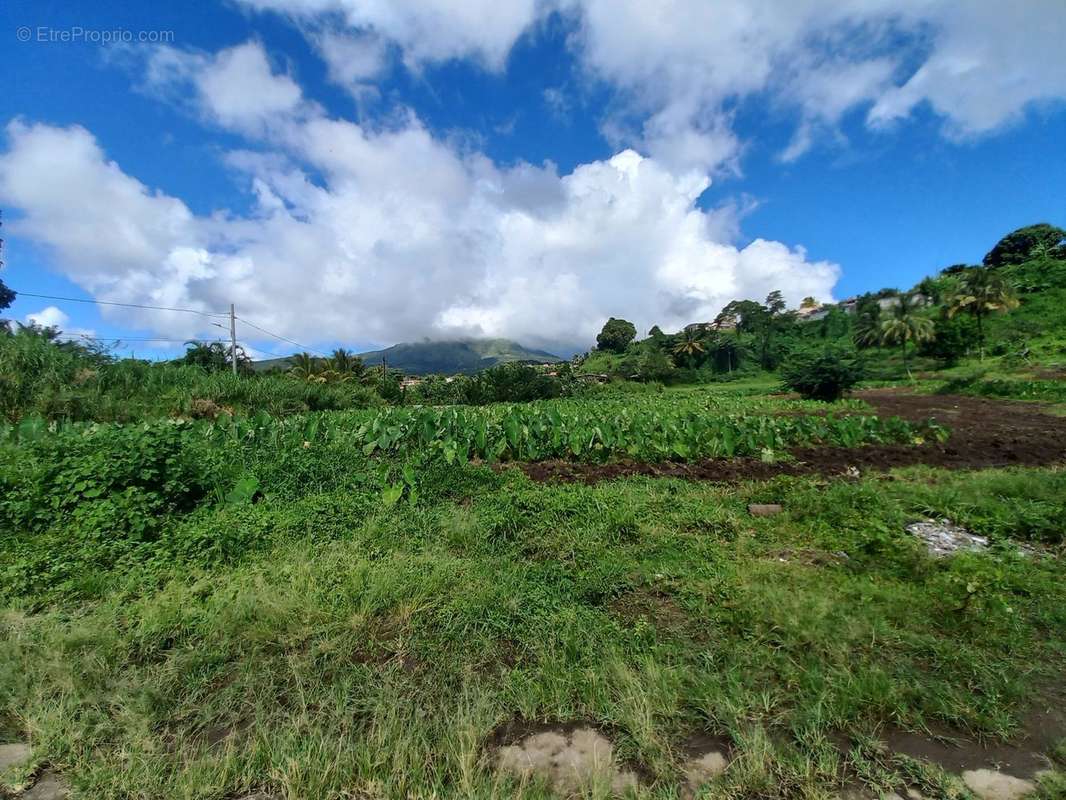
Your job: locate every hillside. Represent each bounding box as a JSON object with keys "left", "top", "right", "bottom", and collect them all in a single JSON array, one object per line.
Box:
[
  {"left": 359, "top": 338, "right": 560, "bottom": 375},
  {"left": 251, "top": 338, "right": 561, "bottom": 375}
]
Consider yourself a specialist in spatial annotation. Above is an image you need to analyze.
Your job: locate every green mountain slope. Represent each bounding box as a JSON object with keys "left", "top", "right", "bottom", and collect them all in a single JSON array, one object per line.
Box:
[
  {"left": 359, "top": 339, "right": 560, "bottom": 375},
  {"left": 251, "top": 339, "right": 561, "bottom": 375}
]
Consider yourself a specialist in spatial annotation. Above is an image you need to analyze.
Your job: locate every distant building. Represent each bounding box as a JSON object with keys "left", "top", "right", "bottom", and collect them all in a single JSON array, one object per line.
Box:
[{"left": 795, "top": 305, "right": 830, "bottom": 321}]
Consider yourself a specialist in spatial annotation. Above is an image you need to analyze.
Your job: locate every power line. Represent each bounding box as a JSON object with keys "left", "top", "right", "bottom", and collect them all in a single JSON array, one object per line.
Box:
[
  {"left": 239, "top": 341, "right": 292, "bottom": 359},
  {"left": 13, "top": 291, "right": 228, "bottom": 317},
  {"left": 234, "top": 315, "right": 330, "bottom": 357},
  {"left": 57, "top": 333, "right": 197, "bottom": 343}
]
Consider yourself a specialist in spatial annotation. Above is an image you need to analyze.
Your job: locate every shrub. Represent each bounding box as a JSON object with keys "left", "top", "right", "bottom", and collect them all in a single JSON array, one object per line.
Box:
[{"left": 780, "top": 346, "right": 864, "bottom": 402}]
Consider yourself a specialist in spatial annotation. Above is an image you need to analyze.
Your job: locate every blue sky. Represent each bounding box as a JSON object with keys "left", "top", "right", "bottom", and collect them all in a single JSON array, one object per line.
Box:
[{"left": 2, "top": 0, "right": 1065, "bottom": 358}]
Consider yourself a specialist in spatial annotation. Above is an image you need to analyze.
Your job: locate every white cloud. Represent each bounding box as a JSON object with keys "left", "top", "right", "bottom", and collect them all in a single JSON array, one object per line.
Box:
[
  {"left": 0, "top": 109, "right": 837, "bottom": 351},
  {"left": 237, "top": 0, "right": 539, "bottom": 70},
  {"left": 25, "top": 306, "right": 69, "bottom": 329},
  {"left": 867, "top": 2, "right": 1066, "bottom": 137},
  {"left": 235, "top": 0, "right": 1066, "bottom": 167},
  {"left": 145, "top": 41, "right": 309, "bottom": 133},
  {"left": 23, "top": 306, "right": 96, "bottom": 339}
]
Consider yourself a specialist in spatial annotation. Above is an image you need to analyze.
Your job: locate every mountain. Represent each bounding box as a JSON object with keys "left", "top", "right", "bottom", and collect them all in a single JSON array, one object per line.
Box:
[
  {"left": 251, "top": 339, "right": 561, "bottom": 375},
  {"left": 359, "top": 339, "right": 561, "bottom": 375}
]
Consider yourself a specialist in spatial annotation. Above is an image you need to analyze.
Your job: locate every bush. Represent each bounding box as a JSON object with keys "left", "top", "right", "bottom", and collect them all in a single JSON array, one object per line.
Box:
[
  {"left": 780, "top": 346, "right": 864, "bottom": 402},
  {"left": 595, "top": 317, "right": 637, "bottom": 353}
]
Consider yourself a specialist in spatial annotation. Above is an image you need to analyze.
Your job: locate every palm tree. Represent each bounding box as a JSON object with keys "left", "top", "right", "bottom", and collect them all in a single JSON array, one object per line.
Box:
[
  {"left": 330, "top": 348, "right": 365, "bottom": 378},
  {"left": 854, "top": 312, "right": 882, "bottom": 349},
  {"left": 878, "top": 295, "right": 934, "bottom": 377},
  {"left": 947, "top": 269, "right": 1019, "bottom": 360},
  {"left": 672, "top": 329, "right": 706, "bottom": 367},
  {"left": 288, "top": 352, "right": 322, "bottom": 380}
]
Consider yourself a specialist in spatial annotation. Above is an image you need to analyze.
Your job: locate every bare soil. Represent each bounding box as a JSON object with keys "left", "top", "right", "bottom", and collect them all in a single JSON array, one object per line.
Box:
[{"left": 515, "top": 390, "right": 1066, "bottom": 485}]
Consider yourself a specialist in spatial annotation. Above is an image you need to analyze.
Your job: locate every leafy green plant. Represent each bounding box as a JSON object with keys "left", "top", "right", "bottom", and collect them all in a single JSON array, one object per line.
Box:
[{"left": 780, "top": 346, "right": 865, "bottom": 402}]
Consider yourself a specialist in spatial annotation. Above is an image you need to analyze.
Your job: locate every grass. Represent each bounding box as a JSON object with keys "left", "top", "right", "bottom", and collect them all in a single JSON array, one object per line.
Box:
[
  {"left": 2, "top": 456, "right": 1065, "bottom": 798},
  {"left": 2, "top": 317, "right": 1066, "bottom": 797}
]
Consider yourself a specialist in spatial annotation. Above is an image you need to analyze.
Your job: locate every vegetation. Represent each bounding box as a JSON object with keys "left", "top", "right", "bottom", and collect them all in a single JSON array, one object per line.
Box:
[
  {"left": 2, "top": 222, "right": 1066, "bottom": 798},
  {"left": 0, "top": 393, "right": 1064, "bottom": 797},
  {"left": 0, "top": 328, "right": 381, "bottom": 422},
  {"left": 983, "top": 222, "right": 1065, "bottom": 267},
  {"left": 780, "top": 345, "right": 865, "bottom": 402},
  {"left": 596, "top": 317, "right": 638, "bottom": 353},
  {"left": 357, "top": 338, "right": 559, "bottom": 375},
  {"left": 876, "top": 294, "right": 935, "bottom": 374},
  {"left": 947, "top": 268, "right": 1020, "bottom": 359}
]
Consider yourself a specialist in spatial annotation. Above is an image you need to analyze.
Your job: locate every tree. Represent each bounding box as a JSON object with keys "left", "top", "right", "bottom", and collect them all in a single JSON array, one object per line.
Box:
[
  {"left": 947, "top": 268, "right": 1019, "bottom": 359},
  {"left": 289, "top": 352, "right": 323, "bottom": 380},
  {"left": 182, "top": 340, "right": 250, "bottom": 374},
  {"left": 800, "top": 296, "right": 818, "bottom": 310},
  {"left": 671, "top": 328, "right": 706, "bottom": 366},
  {"left": 765, "top": 290, "right": 787, "bottom": 316},
  {"left": 637, "top": 349, "right": 676, "bottom": 382},
  {"left": 330, "top": 348, "right": 365, "bottom": 378},
  {"left": 919, "top": 312, "right": 974, "bottom": 366},
  {"left": 983, "top": 223, "right": 1066, "bottom": 267},
  {"left": 781, "top": 346, "right": 864, "bottom": 402},
  {"left": 596, "top": 317, "right": 637, "bottom": 353},
  {"left": 853, "top": 295, "right": 883, "bottom": 349},
  {"left": 708, "top": 334, "right": 745, "bottom": 373},
  {"left": 877, "top": 294, "right": 934, "bottom": 375},
  {"left": 0, "top": 209, "right": 14, "bottom": 312}
]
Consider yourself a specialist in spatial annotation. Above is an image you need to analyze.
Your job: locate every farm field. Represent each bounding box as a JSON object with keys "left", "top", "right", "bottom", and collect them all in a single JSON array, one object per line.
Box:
[{"left": 2, "top": 381, "right": 1065, "bottom": 799}]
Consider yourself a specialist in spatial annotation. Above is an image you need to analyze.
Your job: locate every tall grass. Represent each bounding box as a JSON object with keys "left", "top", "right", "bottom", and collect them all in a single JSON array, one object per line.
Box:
[{"left": 0, "top": 329, "right": 381, "bottom": 422}]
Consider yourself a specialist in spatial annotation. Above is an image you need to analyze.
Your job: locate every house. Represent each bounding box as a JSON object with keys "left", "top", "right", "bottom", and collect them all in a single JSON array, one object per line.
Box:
[{"left": 795, "top": 305, "right": 830, "bottom": 322}]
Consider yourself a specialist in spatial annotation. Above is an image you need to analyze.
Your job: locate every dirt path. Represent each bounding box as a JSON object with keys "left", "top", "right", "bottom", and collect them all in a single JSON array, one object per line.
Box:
[{"left": 516, "top": 390, "right": 1066, "bottom": 484}]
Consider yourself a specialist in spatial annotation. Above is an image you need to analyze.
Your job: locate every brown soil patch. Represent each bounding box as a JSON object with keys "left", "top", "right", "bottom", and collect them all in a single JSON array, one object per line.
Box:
[
  {"left": 514, "top": 391, "right": 1066, "bottom": 485},
  {"left": 881, "top": 725, "right": 1049, "bottom": 779},
  {"left": 609, "top": 589, "right": 689, "bottom": 632},
  {"left": 838, "top": 689, "right": 1066, "bottom": 780}
]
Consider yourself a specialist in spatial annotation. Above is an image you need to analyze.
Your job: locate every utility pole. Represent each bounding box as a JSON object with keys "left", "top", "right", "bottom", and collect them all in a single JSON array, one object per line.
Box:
[{"left": 229, "top": 303, "right": 238, "bottom": 376}]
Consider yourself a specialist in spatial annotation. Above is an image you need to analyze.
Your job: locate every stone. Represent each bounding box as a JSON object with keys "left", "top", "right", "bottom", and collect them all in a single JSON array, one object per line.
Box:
[
  {"left": 23, "top": 769, "right": 70, "bottom": 800},
  {"left": 905, "top": 520, "right": 988, "bottom": 557},
  {"left": 497, "top": 726, "right": 638, "bottom": 795},
  {"left": 0, "top": 742, "right": 31, "bottom": 770},
  {"left": 961, "top": 769, "right": 1036, "bottom": 800},
  {"left": 748, "top": 503, "right": 783, "bottom": 517},
  {"left": 684, "top": 750, "right": 728, "bottom": 791}
]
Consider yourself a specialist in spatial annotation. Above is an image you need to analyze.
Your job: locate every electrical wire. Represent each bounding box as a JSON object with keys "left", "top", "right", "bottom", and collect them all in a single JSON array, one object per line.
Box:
[
  {"left": 234, "top": 316, "right": 330, "bottom": 357},
  {"left": 13, "top": 291, "right": 228, "bottom": 317}
]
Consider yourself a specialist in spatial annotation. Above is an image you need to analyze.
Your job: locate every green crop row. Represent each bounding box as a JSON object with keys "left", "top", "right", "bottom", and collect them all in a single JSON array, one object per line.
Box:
[{"left": 2, "top": 401, "right": 940, "bottom": 466}]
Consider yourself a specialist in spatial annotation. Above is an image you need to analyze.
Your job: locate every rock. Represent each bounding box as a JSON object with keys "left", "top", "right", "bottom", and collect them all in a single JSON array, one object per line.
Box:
[
  {"left": 0, "top": 742, "right": 31, "bottom": 770},
  {"left": 497, "top": 726, "right": 638, "bottom": 795},
  {"left": 961, "top": 769, "right": 1035, "bottom": 800},
  {"left": 905, "top": 519, "right": 988, "bottom": 557},
  {"left": 684, "top": 750, "right": 728, "bottom": 792},
  {"left": 748, "top": 503, "right": 783, "bottom": 517},
  {"left": 23, "top": 769, "right": 70, "bottom": 800}
]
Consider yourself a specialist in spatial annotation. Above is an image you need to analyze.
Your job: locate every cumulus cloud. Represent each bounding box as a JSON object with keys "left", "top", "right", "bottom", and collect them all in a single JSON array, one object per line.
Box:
[
  {"left": 0, "top": 109, "right": 836, "bottom": 351},
  {"left": 22, "top": 306, "right": 96, "bottom": 339}
]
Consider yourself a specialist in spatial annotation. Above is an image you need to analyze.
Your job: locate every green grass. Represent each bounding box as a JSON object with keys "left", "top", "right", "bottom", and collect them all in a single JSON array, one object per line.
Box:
[{"left": 2, "top": 458, "right": 1065, "bottom": 798}]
